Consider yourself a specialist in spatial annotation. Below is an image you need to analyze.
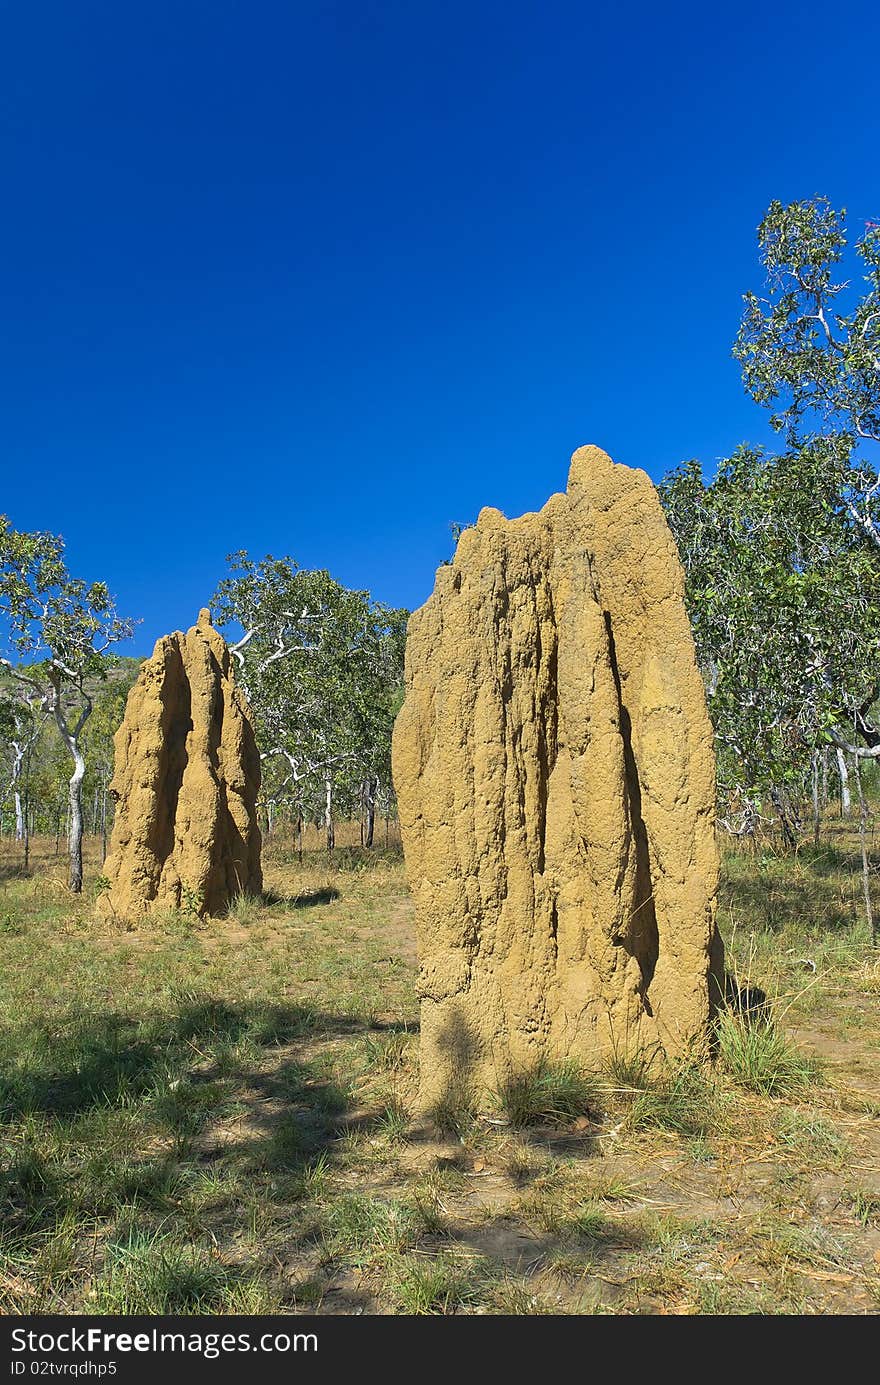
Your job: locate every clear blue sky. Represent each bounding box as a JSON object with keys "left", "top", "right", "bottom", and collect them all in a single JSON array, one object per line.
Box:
[{"left": 2, "top": 1, "right": 878, "bottom": 654}]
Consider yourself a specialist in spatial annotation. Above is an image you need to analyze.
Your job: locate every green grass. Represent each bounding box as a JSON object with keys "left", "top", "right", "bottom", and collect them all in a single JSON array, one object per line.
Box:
[
  {"left": 716, "top": 1010, "right": 821, "bottom": 1096},
  {"left": 0, "top": 820, "right": 877, "bottom": 1315},
  {"left": 225, "top": 891, "right": 265, "bottom": 926},
  {"left": 847, "top": 1189, "right": 880, "bottom": 1226},
  {"left": 319, "top": 1195, "right": 418, "bottom": 1269},
  {"left": 495, "top": 1059, "right": 599, "bottom": 1127},
  {"left": 626, "top": 1062, "right": 719, "bottom": 1137},
  {"left": 92, "top": 1227, "right": 275, "bottom": 1314},
  {"left": 386, "top": 1252, "right": 483, "bottom": 1314},
  {"left": 774, "top": 1107, "right": 846, "bottom": 1162}
]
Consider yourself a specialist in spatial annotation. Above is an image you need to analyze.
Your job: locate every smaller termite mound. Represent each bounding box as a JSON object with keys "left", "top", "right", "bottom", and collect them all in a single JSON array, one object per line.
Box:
[
  {"left": 97, "top": 608, "right": 262, "bottom": 920},
  {"left": 392, "top": 445, "right": 724, "bottom": 1113}
]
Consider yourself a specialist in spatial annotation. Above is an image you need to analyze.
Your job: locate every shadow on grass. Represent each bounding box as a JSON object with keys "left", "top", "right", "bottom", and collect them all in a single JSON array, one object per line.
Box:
[
  {"left": 0, "top": 999, "right": 411, "bottom": 1124},
  {"left": 267, "top": 843, "right": 403, "bottom": 870},
  {"left": 0, "top": 862, "right": 33, "bottom": 881},
  {"left": 254, "top": 887, "right": 341, "bottom": 908},
  {"left": 720, "top": 871, "right": 859, "bottom": 933},
  {"left": 0, "top": 996, "right": 417, "bottom": 1249},
  {"left": 0, "top": 996, "right": 680, "bottom": 1314},
  {"left": 289, "top": 888, "right": 341, "bottom": 909},
  {"left": 794, "top": 842, "right": 871, "bottom": 877}
]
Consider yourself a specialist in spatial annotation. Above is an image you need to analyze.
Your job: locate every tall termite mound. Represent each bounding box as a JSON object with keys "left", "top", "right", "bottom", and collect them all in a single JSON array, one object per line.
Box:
[
  {"left": 98, "top": 608, "right": 262, "bottom": 920},
  {"left": 392, "top": 445, "right": 723, "bottom": 1111}
]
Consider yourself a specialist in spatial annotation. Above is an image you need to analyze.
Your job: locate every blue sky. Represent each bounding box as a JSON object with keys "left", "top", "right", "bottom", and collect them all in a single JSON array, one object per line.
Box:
[{"left": 2, "top": 0, "right": 878, "bottom": 654}]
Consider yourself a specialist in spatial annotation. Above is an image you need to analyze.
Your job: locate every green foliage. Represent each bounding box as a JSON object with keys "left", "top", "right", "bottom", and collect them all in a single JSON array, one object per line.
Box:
[
  {"left": 212, "top": 552, "right": 407, "bottom": 839},
  {"left": 0, "top": 518, "right": 135, "bottom": 886},
  {"left": 660, "top": 197, "right": 880, "bottom": 841},
  {"left": 735, "top": 198, "right": 880, "bottom": 452},
  {"left": 660, "top": 440, "right": 880, "bottom": 829},
  {"left": 179, "top": 882, "right": 204, "bottom": 919},
  {"left": 0, "top": 517, "right": 134, "bottom": 678}
]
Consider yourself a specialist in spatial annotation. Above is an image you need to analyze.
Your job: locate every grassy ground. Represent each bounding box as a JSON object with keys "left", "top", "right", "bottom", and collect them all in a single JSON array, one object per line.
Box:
[{"left": 0, "top": 820, "right": 878, "bottom": 1316}]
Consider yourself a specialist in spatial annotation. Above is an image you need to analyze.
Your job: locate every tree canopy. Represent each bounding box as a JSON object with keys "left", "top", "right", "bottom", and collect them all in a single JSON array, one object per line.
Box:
[
  {"left": 0, "top": 517, "right": 135, "bottom": 889},
  {"left": 212, "top": 552, "right": 407, "bottom": 845}
]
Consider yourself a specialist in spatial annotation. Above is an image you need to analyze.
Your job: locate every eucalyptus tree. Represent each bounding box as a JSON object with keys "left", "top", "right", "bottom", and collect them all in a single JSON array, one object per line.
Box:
[
  {"left": 733, "top": 197, "right": 880, "bottom": 780},
  {"left": 0, "top": 689, "right": 43, "bottom": 843},
  {"left": 660, "top": 439, "right": 880, "bottom": 841},
  {"left": 734, "top": 197, "right": 880, "bottom": 549},
  {"left": 0, "top": 517, "right": 135, "bottom": 890},
  {"left": 80, "top": 681, "right": 131, "bottom": 858},
  {"left": 212, "top": 552, "right": 406, "bottom": 849}
]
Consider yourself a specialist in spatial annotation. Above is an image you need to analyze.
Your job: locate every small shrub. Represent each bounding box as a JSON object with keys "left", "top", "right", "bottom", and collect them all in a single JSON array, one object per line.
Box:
[
  {"left": 717, "top": 1010, "right": 819, "bottom": 1096},
  {"left": 179, "top": 882, "right": 203, "bottom": 918},
  {"left": 93, "top": 1229, "right": 272, "bottom": 1314},
  {"left": 386, "top": 1252, "right": 483, "bottom": 1314},
  {"left": 627, "top": 1062, "right": 717, "bottom": 1137},
  {"left": 848, "top": 1189, "right": 880, "bottom": 1226},
  {"left": 226, "top": 891, "right": 263, "bottom": 926},
  {"left": 320, "top": 1195, "right": 417, "bottom": 1269},
  {"left": 496, "top": 1059, "right": 599, "bottom": 1127}
]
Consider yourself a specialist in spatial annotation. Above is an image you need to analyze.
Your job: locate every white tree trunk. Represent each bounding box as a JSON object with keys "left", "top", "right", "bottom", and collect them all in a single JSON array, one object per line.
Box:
[
  {"left": 67, "top": 742, "right": 86, "bottom": 893},
  {"left": 50, "top": 673, "right": 91, "bottom": 894},
  {"left": 324, "top": 775, "right": 335, "bottom": 853},
  {"left": 101, "top": 774, "right": 108, "bottom": 862},
  {"left": 854, "top": 759, "right": 876, "bottom": 944},
  {"left": 11, "top": 742, "right": 25, "bottom": 841},
  {"left": 836, "top": 747, "right": 851, "bottom": 818}
]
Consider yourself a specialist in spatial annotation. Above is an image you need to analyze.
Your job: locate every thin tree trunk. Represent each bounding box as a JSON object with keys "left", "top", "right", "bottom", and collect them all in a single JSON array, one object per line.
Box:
[
  {"left": 854, "top": 759, "right": 876, "bottom": 944},
  {"left": 324, "top": 776, "right": 335, "bottom": 853},
  {"left": 22, "top": 754, "right": 30, "bottom": 873},
  {"left": 821, "top": 749, "right": 829, "bottom": 810},
  {"left": 364, "top": 775, "right": 376, "bottom": 849},
  {"left": 101, "top": 775, "right": 108, "bottom": 861},
  {"left": 50, "top": 675, "right": 92, "bottom": 894},
  {"left": 811, "top": 753, "right": 821, "bottom": 846},
  {"left": 67, "top": 745, "right": 86, "bottom": 892},
  {"left": 12, "top": 742, "right": 25, "bottom": 842},
  {"left": 296, "top": 810, "right": 303, "bottom": 865},
  {"left": 771, "top": 786, "right": 798, "bottom": 850},
  {"left": 836, "top": 747, "right": 851, "bottom": 819}
]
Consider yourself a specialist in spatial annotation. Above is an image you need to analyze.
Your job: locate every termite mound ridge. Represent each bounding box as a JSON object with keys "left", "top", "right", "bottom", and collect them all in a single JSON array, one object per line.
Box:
[
  {"left": 97, "top": 608, "right": 262, "bottom": 919},
  {"left": 392, "top": 444, "right": 724, "bottom": 1113}
]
